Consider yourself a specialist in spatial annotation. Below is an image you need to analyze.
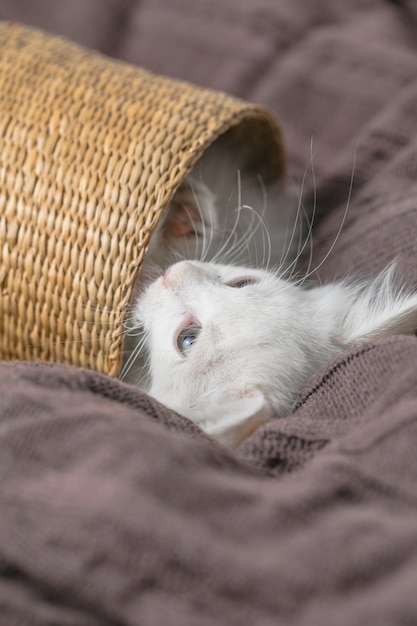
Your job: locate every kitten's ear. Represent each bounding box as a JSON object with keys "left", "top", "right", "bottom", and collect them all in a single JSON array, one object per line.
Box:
[
  {"left": 343, "top": 267, "right": 417, "bottom": 345},
  {"left": 163, "top": 177, "right": 217, "bottom": 238},
  {"left": 348, "top": 295, "right": 417, "bottom": 345},
  {"left": 354, "top": 308, "right": 417, "bottom": 343},
  {"left": 201, "top": 390, "right": 272, "bottom": 451}
]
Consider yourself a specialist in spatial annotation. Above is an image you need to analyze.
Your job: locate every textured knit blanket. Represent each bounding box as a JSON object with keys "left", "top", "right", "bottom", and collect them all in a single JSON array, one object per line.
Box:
[{"left": 1, "top": 0, "right": 417, "bottom": 624}]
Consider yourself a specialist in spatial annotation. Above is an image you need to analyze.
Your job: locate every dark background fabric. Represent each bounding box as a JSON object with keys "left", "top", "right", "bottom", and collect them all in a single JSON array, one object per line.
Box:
[{"left": 1, "top": 0, "right": 417, "bottom": 623}]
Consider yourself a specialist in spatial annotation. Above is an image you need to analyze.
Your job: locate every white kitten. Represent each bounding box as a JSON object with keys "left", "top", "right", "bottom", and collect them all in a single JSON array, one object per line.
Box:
[
  {"left": 122, "top": 163, "right": 300, "bottom": 411},
  {"left": 124, "top": 260, "right": 417, "bottom": 450}
]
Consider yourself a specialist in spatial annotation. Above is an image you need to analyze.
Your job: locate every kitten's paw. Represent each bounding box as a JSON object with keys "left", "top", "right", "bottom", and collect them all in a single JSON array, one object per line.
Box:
[
  {"left": 199, "top": 390, "right": 272, "bottom": 451},
  {"left": 164, "top": 177, "right": 218, "bottom": 238}
]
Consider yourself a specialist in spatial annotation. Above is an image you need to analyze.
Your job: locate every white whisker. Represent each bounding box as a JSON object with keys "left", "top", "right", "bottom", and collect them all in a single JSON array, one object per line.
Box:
[
  {"left": 296, "top": 144, "right": 357, "bottom": 285},
  {"left": 276, "top": 142, "right": 317, "bottom": 281},
  {"left": 120, "top": 327, "right": 148, "bottom": 381}
]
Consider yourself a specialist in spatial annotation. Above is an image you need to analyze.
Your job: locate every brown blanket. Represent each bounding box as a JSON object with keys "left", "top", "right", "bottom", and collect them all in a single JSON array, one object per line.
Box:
[{"left": 1, "top": 0, "right": 417, "bottom": 623}]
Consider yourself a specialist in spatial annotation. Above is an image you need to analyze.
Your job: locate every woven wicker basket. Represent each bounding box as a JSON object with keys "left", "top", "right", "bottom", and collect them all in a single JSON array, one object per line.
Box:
[{"left": 0, "top": 22, "right": 286, "bottom": 377}]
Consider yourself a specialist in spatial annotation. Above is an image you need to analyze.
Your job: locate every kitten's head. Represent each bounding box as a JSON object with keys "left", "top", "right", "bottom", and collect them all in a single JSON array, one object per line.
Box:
[
  {"left": 132, "top": 260, "right": 322, "bottom": 448},
  {"left": 128, "top": 259, "right": 417, "bottom": 450}
]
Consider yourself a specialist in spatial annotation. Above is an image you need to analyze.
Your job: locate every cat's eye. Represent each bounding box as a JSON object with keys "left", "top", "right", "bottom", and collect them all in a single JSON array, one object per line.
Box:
[
  {"left": 177, "top": 324, "right": 202, "bottom": 355},
  {"left": 227, "top": 277, "right": 258, "bottom": 289}
]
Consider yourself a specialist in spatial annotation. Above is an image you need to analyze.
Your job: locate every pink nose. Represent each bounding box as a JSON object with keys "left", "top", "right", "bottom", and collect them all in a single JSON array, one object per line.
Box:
[
  {"left": 162, "top": 262, "right": 183, "bottom": 287},
  {"left": 162, "top": 266, "right": 172, "bottom": 284},
  {"left": 162, "top": 261, "right": 201, "bottom": 288}
]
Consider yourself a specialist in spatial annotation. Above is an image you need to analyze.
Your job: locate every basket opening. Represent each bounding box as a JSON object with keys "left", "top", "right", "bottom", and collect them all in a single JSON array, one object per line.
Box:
[{"left": 142, "top": 114, "right": 291, "bottom": 274}]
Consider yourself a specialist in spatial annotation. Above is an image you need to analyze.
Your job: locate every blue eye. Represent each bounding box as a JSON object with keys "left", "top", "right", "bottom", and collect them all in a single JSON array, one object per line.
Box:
[{"left": 177, "top": 324, "right": 201, "bottom": 355}]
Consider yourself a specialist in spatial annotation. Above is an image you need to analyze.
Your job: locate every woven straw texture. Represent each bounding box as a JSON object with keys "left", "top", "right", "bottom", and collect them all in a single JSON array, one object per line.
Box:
[{"left": 0, "top": 22, "right": 286, "bottom": 376}]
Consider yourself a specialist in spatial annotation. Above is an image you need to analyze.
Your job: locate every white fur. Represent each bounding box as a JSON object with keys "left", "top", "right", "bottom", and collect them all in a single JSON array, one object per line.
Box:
[{"left": 124, "top": 260, "right": 417, "bottom": 450}]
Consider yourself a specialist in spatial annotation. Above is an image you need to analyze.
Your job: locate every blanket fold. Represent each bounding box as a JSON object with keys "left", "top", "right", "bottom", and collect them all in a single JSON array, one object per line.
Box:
[{"left": 1, "top": 340, "right": 417, "bottom": 624}]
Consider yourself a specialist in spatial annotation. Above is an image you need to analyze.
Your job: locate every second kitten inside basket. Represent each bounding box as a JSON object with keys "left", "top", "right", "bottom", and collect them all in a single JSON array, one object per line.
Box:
[{"left": 123, "top": 173, "right": 417, "bottom": 450}]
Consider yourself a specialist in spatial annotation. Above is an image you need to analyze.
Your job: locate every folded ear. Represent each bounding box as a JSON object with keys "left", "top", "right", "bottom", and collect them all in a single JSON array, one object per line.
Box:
[
  {"left": 196, "top": 390, "right": 272, "bottom": 451},
  {"left": 342, "top": 265, "right": 417, "bottom": 345},
  {"left": 347, "top": 291, "right": 417, "bottom": 344},
  {"left": 353, "top": 307, "right": 417, "bottom": 343}
]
